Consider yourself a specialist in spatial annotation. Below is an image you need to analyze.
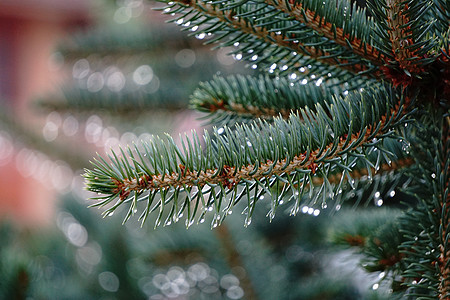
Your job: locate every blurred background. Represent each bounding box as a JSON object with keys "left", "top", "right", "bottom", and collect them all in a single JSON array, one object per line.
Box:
[{"left": 0, "top": 0, "right": 389, "bottom": 299}]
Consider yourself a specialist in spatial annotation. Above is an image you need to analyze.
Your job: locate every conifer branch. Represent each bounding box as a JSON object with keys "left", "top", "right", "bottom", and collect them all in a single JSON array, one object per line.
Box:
[
  {"left": 263, "top": 0, "right": 384, "bottom": 65},
  {"left": 385, "top": 0, "right": 421, "bottom": 71},
  {"left": 159, "top": 0, "right": 379, "bottom": 77},
  {"left": 438, "top": 117, "right": 449, "bottom": 299},
  {"left": 191, "top": 75, "right": 345, "bottom": 122},
  {"left": 85, "top": 86, "right": 413, "bottom": 226}
]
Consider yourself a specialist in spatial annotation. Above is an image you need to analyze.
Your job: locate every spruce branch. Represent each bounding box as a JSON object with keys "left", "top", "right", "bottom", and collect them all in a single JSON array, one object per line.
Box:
[
  {"left": 85, "top": 86, "right": 413, "bottom": 227},
  {"left": 262, "top": 0, "right": 384, "bottom": 65},
  {"left": 190, "top": 74, "right": 346, "bottom": 122},
  {"left": 157, "top": 0, "right": 380, "bottom": 78},
  {"left": 368, "top": 0, "right": 444, "bottom": 86},
  {"left": 398, "top": 109, "right": 449, "bottom": 298}
]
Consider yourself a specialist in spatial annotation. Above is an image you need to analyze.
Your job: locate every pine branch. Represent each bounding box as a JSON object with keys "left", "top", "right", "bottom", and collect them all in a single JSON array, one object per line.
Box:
[
  {"left": 432, "top": 0, "right": 450, "bottom": 34},
  {"left": 157, "top": 0, "right": 380, "bottom": 79},
  {"left": 190, "top": 74, "right": 348, "bottom": 123},
  {"left": 330, "top": 209, "right": 406, "bottom": 283},
  {"left": 399, "top": 108, "right": 449, "bottom": 298},
  {"left": 263, "top": 0, "right": 384, "bottom": 65},
  {"left": 84, "top": 86, "right": 413, "bottom": 227},
  {"left": 369, "top": 0, "right": 441, "bottom": 80}
]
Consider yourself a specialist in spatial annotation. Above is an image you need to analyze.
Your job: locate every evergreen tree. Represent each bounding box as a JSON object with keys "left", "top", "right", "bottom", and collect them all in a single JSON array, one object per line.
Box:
[
  {"left": 1, "top": 1, "right": 376, "bottom": 299},
  {"left": 84, "top": 0, "right": 450, "bottom": 299}
]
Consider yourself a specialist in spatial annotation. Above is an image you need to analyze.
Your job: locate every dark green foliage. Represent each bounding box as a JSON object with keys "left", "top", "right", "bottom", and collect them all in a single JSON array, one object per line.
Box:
[{"left": 80, "top": 0, "right": 449, "bottom": 298}]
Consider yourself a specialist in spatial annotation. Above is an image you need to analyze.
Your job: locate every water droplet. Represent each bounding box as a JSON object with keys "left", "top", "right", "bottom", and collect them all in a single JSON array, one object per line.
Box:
[
  {"left": 335, "top": 204, "right": 341, "bottom": 211},
  {"left": 289, "top": 207, "right": 298, "bottom": 216},
  {"left": 186, "top": 219, "right": 194, "bottom": 228},
  {"left": 374, "top": 191, "right": 381, "bottom": 198},
  {"left": 195, "top": 33, "right": 206, "bottom": 39},
  {"left": 372, "top": 283, "right": 379, "bottom": 290},
  {"left": 107, "top": 212, "right": 114, "bottom": 217},
  {"left": 233, "top": 53, "right": 242, "bottom": 60},
  {"left": 301, "top": 206, "right": 308, "bottom": 213},
  {"left": 313, "top": 209, "right": 320, "bottom": 216},
  {"left": 389, "top": 190, "right": 396, "bottom": 197},
  {"left": 431, "top": 173, "right": 436, "bottom": 179},
  {"left": 244, "top": 218, "right": 252, "bottom": 227},
  {"left": 321, "top": 203, "right": 328, "bottom": 209},
  {"left": 376, "top": 199, "right": 383, "bottom": 206},
  {"left": 217, "top": 127, "right": 225, "bottom": 135}
]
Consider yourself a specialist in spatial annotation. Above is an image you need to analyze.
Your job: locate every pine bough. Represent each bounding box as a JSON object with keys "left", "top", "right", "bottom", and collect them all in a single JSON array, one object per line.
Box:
[{"left": 84, "top": 0, "right": 449, "bottom": 297}]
